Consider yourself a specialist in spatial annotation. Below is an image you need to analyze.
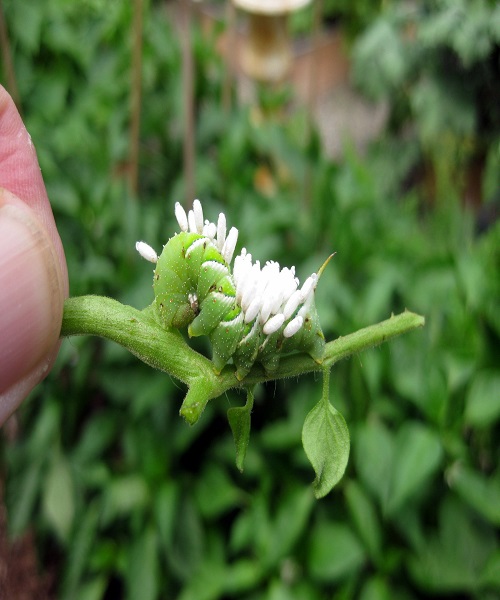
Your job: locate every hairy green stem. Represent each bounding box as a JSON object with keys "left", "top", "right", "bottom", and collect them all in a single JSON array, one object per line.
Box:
[{"left": 61, "top": 296, "right": 425, "bottom": 423}]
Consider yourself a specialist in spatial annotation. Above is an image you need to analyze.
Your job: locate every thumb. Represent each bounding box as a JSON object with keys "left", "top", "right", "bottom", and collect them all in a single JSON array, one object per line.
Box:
[{"left": 0, "top": 188, "right": 66, "bottom": 424}]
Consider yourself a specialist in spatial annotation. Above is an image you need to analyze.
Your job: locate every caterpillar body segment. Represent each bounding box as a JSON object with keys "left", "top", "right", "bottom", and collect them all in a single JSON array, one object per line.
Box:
[
  {"left": 233, "top": 321, "right": 264, "bottom": 380},
  {"left": 154, "top": 233, "right": 198, "bottom": 328},
  {"left": 190, "top": 292, "right": 236, "bottom": 338},
  {"left": 210, "top": 312, "right": 245, "bottom": 374}
]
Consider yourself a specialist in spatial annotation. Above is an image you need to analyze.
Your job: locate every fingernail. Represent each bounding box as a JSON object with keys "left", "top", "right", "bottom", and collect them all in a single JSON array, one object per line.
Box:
[{"left": 0, "top": 196, "right": 64, "bottom": 395}]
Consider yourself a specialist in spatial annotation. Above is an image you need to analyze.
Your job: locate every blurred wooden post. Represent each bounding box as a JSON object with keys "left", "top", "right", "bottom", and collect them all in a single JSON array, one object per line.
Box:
[
  {"left": 180, "top": 0, "right": 195, "bottom": 206},
  {"left": 0, "top": 0, "right": 21, "bottom": 109},
  {"left": 129, "top": 0, "right": 144, "bottom": 196}
]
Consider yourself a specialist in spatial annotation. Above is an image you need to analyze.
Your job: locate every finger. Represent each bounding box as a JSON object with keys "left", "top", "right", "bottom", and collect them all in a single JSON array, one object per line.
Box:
[
  {"left": 0, "top": 190, "right": 65, "bottom": 424},
  {"left": 0, "top": 84, "right": 68, "bottom": 296}
]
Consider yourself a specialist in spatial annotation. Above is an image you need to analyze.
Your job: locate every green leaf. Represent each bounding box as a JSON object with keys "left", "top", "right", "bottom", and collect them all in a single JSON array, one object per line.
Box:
[
  {"left": 42, "top": 450, "right": 75, "bottom": 543},
  {"left": 101, "top": 475, "right": 149, "bottom": 525},
  {"left": 177, "top": 560, "right": 225, "bottom": 600},
  {"left": 73, "top": 411, "right": 118, "bottom": 464},
  {"left": 354, "top": 420, "right": 394, "bottom": 507},
  {"left": 8, "top": 460, "right": 43, "bottom": 535},
  {"left": 386, "top": 422, "right": 443, "bottom": 514},
  {"left": 61, "top": 501, "right": 100, "bottom": 600},
  {"left": 8, "top": 0, "right": 44, "bottom": 54},
  {"left": 229, "top": 511, "right": 253, "bottom": 555},
  {"left": 359, "top": 576, "right": 392, "bottom": 600},
  {"left": 266, "top": 487, "right": 314, "bottom": 568},
  {"left": 228, "top": 388, "right": 254, "bottom": 472},
  {"left": 465, "top": 370, "right": 500, "bottom": 427},
  {"left": 308, "top": 522, "right": 365, "bottom": 582},
  {"left": 75, "top": 577, "right": 107, "bottom": 600},
  {"left": 407, "top": 496, "right": 496, "bottom": 593},
  {"left": 155, "top": 481, "right": 179, "bottom": 550},
  {"left": 480, "top": 550, "right": 500, "bottom": 588},
  {"left": 345, "top": 480, "right": 382, "bottom": 560},
  {"left": 194, "top": 464, "right": 242, "bottom": 518},
  {"left": 223, "top": 559, "right": 263, "bottom": 595},
  {"left": 355, "top": 421, "right": 442, "bottom": 515},
  {"left": 448, "top": 463, "right": 500, "bottom": 525},
  {"left": 125, "top": 526, "right": 159, "bottom": 600},
  {"left": 167, "top": 497, "right": 204, "bottom": 582},
  {"left": 302, "top": 370, "right": 350, "bottom": 498}
]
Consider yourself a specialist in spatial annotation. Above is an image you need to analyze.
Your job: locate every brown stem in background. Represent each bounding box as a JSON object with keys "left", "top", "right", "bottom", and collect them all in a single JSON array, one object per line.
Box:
[
  {"left": 222, "top": 0, "right": 236, "bottom": 112},
  {"left": 303, "top": 0, "right": 323, "bottom": 209},
  {"left": 129, "top": 0, "right": 144, "bottom": 196},
  {"left": 0, "top": 0, "right": 21, "bottom": 111},
  {"left": 180, "top": 0, "right": 195, "bottom": 206},
  {"left": 307, "top": 0, "right": 323, "bottom": 115}
]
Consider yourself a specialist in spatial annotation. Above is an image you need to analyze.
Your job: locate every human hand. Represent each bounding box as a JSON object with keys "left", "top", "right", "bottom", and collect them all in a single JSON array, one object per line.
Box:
[{"left": 0, "top": 85, "right": 68, "bottom": 425}]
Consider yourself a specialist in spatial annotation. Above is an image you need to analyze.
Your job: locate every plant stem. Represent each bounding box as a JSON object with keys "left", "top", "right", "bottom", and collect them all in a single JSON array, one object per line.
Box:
[
  {"left": 322, "top": 366, "right": 330, "bottom": 408},
  {"left": 179, "top": 0, "right": 195, "bottom": 205},
  {"left": 61, "top": 296, "right": 212, "bottom": 385},
  {"left": 61, "top": 295, "right": 424, "bottom": 423}
]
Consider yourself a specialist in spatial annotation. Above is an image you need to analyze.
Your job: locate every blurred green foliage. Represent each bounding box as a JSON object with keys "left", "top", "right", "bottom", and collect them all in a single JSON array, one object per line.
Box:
[
  {"left": 1, "top": 0, "right": 499, "bottom": 599},
  {"left": 290, "top": 0, "right": 383, "bottom": 39},
  {"left": 352, "top": 0, "right": 500, "bottom": 207}
]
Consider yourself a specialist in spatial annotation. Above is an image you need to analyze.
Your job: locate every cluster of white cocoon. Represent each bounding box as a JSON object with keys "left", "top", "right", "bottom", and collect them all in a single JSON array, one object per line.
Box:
[
  {"left": 136, "top": 200, "right": 318, "bottom": 338},
  {"left": 232, "top": 251, "right": 317, "bottom": 337}
]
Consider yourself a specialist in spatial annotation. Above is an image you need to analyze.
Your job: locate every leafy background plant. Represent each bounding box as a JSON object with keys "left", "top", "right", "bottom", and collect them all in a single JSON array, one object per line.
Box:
[
  {"left": 351, "top": 0, "right": 500, "bottom": 209},
  {"left": 1, "top": 0, "right": 499, "bottom": 599}
]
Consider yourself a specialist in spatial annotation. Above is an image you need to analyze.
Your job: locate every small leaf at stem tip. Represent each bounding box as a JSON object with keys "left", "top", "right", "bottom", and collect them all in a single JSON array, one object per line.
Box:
[
  {"left": 317, "top": 253, "right": 336, "bottom": 280},
  {"left": 302, "top": 395, "right": 350, "bottom": 499},
  {"left": 227, "top": 389, "right": 254, "bottom": 472}
]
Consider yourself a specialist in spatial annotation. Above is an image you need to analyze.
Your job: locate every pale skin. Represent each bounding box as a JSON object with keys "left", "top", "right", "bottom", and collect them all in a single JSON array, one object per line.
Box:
[{"left": 0, "top": 84, "right": 68, "bottom": 425}]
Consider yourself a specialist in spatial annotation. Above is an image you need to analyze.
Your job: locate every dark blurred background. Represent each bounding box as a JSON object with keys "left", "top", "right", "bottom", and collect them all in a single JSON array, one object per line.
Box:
[{"left": 0, "top": 1, "right": 499, "bottom": 598}]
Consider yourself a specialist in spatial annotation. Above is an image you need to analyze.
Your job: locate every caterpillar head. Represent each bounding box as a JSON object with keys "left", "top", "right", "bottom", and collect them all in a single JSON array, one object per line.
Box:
[{"left": 135, "top": 237, "right": 201, "bottom": 329}]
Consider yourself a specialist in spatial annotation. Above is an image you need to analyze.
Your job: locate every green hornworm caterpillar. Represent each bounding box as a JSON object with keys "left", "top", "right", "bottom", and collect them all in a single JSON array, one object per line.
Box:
[{"left": 136, "top": 200, "right": 327, "bottom": 380}]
